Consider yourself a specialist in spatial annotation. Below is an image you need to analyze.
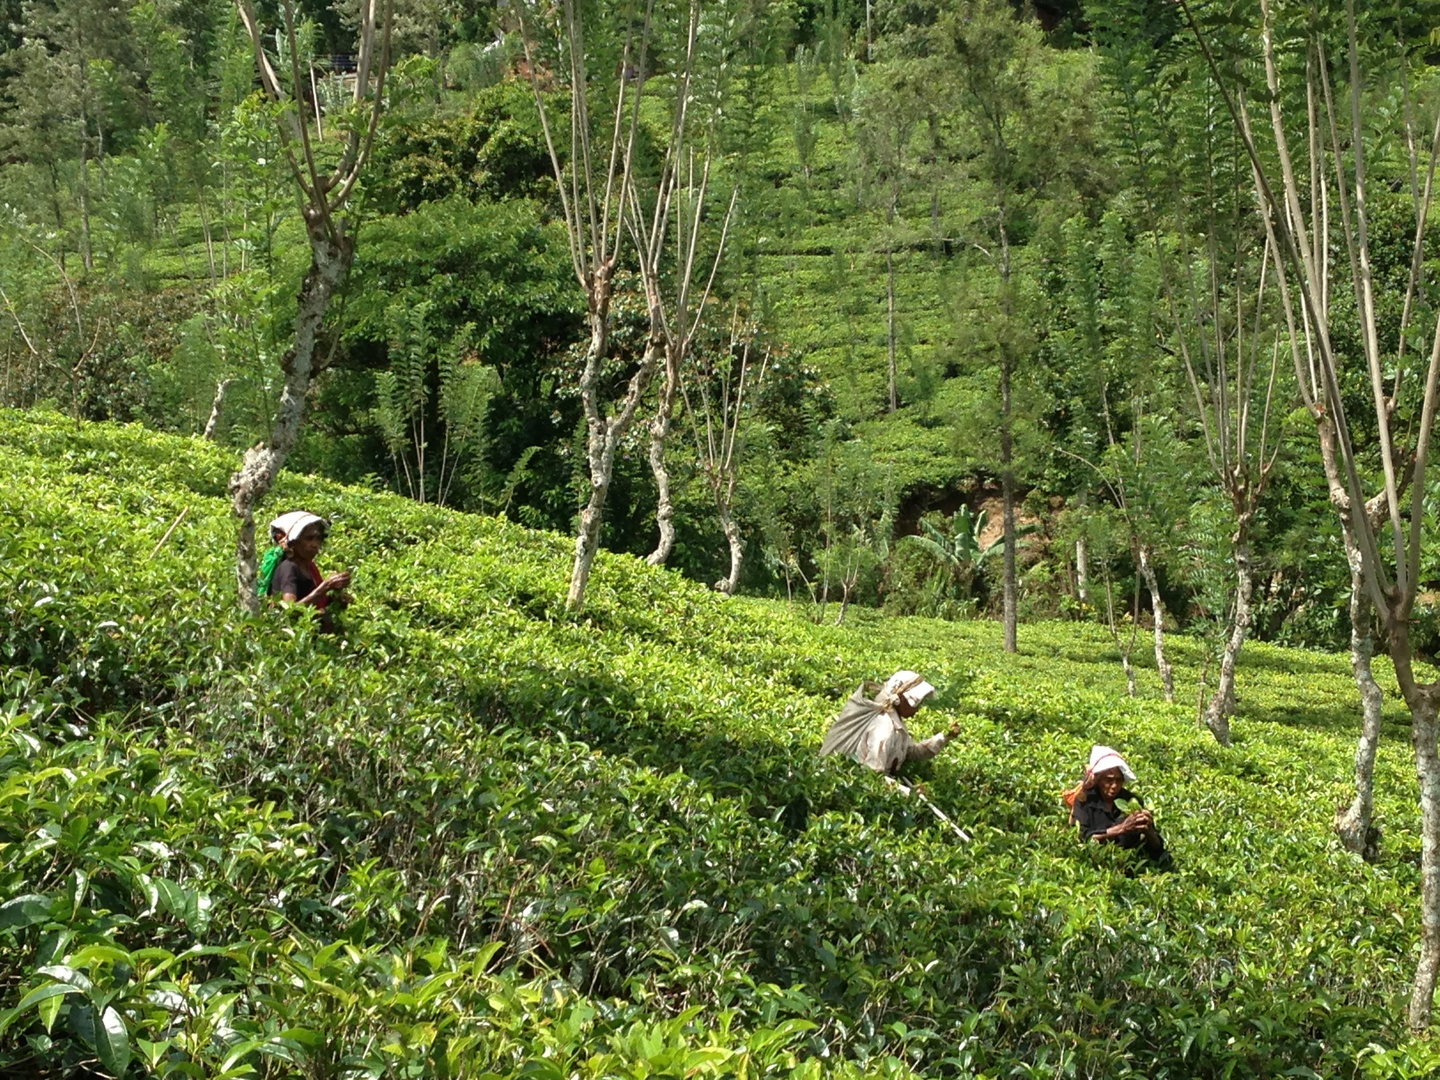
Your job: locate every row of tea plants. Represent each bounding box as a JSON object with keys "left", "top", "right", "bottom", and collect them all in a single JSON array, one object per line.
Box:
[{"left": 3, "top": 410, "right": 1440, "bottom": 1077}]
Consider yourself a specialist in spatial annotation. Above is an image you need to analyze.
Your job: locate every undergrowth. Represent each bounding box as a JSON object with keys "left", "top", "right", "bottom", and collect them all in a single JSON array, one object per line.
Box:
[{"left": 1, "top": 410, "right": 1436, "bottom": 1078}]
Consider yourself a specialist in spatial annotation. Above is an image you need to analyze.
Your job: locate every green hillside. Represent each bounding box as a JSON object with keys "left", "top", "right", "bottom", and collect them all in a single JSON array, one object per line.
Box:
[
  {"left": 728, "top": 66, "right": 989, "bottom": 493},
  {"left": 2, "top": 411, "right": 1436, "bottom": 1077}
]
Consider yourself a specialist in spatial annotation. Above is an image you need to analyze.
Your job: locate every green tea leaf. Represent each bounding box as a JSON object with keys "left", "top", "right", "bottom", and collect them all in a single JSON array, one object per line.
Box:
[
  {"left": 0, "top": 893, "right": 53, "bottom": 930},
  {"left": 16, "top": 982, "right": 82, "bottom": 1012},
  {"left": 96, "top": 1005, "right": 130, "bottom": 1078}
]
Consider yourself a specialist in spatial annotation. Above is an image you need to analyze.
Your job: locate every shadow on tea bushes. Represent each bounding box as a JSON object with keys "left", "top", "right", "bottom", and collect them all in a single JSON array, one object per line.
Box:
[{"left": 0, "top": 411, "right": 1434, "bottom": 1077}]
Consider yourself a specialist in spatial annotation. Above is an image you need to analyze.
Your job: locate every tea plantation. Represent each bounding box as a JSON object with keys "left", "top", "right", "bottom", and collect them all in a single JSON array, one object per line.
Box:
[{"left": 2, "top": 410, "right": 1437, "bottom": 1078}]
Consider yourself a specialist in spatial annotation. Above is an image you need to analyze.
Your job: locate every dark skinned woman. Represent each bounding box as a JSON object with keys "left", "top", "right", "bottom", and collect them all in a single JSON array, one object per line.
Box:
[
  {"left": 1063, "top": 745, "right": 1169, "bottom": 864},
  {"left": 268, "top": 512, "right": 352, "bottom": 632}
]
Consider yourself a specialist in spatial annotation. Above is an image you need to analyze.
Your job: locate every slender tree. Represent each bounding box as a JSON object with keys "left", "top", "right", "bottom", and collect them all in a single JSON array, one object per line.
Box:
[
  {"left": 517, "top": 0, "right": 702, "bottom": 609},
  {"left": 1053, "top": 211, "right": 1177, "bottom": 700},
  {"left": 633, "top": 88, "right": 739, "bottom": 564},
  {"left": 1160, "top": 139, "right": 1286, "bottom": 746},
  {"left": 2, "top": 0, "right": 142, "bottom": 268},
  {"left": 1176, "top": 0, "right": 1440, "bottom": 1026},
  {"left": 681, "top": 315, "right": 769, "bottom": 592},
  {"left": 854, "top": 63, "right": 928, "bottom": 414},
  {"left": 936, "top": 0, "right": 1095, "bottom": 652},
  {"left": 227, "top": 0, "right": 393, "bottom": 612},
  {"left": 1096, "top": 18, "right": 1285, "bottom": 742}
]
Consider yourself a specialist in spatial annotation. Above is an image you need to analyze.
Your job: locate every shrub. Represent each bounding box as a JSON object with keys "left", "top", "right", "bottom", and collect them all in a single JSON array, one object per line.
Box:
[{"left": 0, "top": 410, "right": 1431, "bottom": 1077}]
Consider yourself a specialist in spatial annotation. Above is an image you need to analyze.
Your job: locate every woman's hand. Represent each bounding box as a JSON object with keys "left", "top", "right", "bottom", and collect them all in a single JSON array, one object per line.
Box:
[
  {"left": 288, "top": 570, "right": 352, "bottom": 608},
  {"left": 1123, "top": 810, "right": 1155, "bottom": 835},
  {"left": 319, "top": 570, "right": 352, "bottom": 594},
  {"left": 1101, "top": 810, "right": 1152, "bottom": 839}
]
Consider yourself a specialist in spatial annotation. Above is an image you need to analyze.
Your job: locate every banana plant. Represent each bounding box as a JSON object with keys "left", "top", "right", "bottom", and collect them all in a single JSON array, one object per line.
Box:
[{"left": 902, "top": 507, "right": 1030, "bottom": 602}]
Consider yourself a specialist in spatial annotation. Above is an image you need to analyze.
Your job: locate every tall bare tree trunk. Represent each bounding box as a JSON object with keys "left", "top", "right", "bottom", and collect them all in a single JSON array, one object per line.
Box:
[
  {"left": 204, "top": 377, "right": 233, "bottom": 440},
  {"left": 646, "top": 347, "right": 680, "bottom": 566},
  {"left": 1138, "top": 545, "right": 1174, "bottom": 702},
  {"left": 1000, "top": 353, "right": 1017, "bottom": 653},
  {"left": 1075, "top": 534, "right": 1090, "bottom": 606},
  {"left": 569, "top": 315, "right": 613, "bottom": 609},
  {"left": 568, "top": 302, "right": 656, "bottom": 611},
  {"left": 567, "top": 307, "right": 645, "bottom": 611},
  {"left": 229, "top": 214, "right": 353, "bottom": 612},
  {"left": 886, "top": 243, "right": 897, "bottom": 414},
  {"left": 198, "top": 184, "right": 218, "bottom": 284},
  {"left": 1393, "top": 616, "right": 1440, "bottom": 1031},
  {"left": 1335, "top": 535, "right": 1383, "bottom": 859},
  {"left": 1204, "top": 531, "right": 1252, "bottom": 745},
  {"left": 571, "top": 456, "right": 611, "bottom": 608},
  {"left": 717, "top": 502, "right": 742, "bottom": 594},
  {"left": 1411, "top": 690, "right": 1440, "bottom": 1031},
  {"left": 78, "top": 139, "right": 94, "bottom": 274}
]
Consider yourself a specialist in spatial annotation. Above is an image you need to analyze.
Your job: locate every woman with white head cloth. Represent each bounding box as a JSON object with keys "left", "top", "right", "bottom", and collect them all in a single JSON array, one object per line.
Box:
[
  {"left": 1063, "top": 745, "right": 1168, "bottom": 862},
  {"left": 820, "top": 669, "right": 959, "bottom": 776},
  {"left": 267, "top": 512, "right": 352, "bottom": 632}
]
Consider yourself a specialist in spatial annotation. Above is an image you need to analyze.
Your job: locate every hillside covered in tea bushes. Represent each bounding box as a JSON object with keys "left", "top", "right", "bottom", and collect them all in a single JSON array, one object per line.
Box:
[{"left": 2, "top": 411, "right": 1437, "bottom": 1078}]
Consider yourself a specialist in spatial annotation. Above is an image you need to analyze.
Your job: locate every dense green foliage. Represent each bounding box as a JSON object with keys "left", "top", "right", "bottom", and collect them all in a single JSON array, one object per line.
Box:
[
  {"left": 0, "top": 0, "right": 1365, "bottom": 636},
  {"left": 12, "top": 0, "right": 1440, "bottom": 1064},
  {"left": 4, "top": 412, "right": 1440, "bottom": 1077},
  {"left": 26, "top": 0, "right": 1440, "bottom": 684}
]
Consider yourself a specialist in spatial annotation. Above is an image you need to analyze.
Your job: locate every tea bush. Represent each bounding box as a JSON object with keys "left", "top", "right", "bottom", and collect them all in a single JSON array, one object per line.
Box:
[{"left": 2, "top": 410, "right": 1438, "bottom": 1078}]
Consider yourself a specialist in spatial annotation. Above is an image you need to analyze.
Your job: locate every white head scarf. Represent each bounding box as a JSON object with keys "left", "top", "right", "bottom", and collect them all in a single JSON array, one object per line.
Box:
[
  {"left": 879, "top": 670, "right": 937, "bottom": 709},
  {"left": 269, "top": 511, "right": 327, "bottom": 543},
  {"left": 1087, "top": 744, "right": 1136, "bottom": 782}
]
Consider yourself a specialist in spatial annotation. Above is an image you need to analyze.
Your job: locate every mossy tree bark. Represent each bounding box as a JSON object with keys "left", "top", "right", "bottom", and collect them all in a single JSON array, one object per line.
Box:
[
  {"left": 645, "top": 342, "right": 680, "bottom": 567},
  {"left": 1204, "top": 525, "right": 1253, "bottom": 746},
  {"left": 1335, "top": 538, "right": 1383, "bottom": 860}
]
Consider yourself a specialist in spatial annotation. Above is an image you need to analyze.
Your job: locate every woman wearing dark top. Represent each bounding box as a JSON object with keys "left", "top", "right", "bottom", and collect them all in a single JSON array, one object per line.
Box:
[
  {"left": 268, "top": 513, "right": 351, "bottom": 631},
  {"left": 1063, "top": 745, "right": 1168, "bottom": 863}
]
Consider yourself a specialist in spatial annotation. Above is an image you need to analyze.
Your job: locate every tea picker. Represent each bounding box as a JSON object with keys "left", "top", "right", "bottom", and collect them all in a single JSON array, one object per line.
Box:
[
  {"left": 265, "top": 512, "right": 353, "bottom": 634},
  {"left": 1062, "top": 744, "right": 1169, "bottom": 865},
  {"left": 820, "top": 669, "right": 970, "bottom": 842}
]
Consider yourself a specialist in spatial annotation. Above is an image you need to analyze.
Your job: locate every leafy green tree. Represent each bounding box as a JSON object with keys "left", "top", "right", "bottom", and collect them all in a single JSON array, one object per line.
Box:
[
  {"left": 127, "top": 0, "right": 227, "bottom": 277},
  {"left": 1049, "top": 211, "right": 1182, "bottom": 699},
  {"left": 930, "top": 0, "right": 1098, "bottom": 653},
  {"left": 338, "top": 0, "right": 464, "bottom": 60},
  {"left": 811, "top": 423, "right": 894, "bottom": 623},
  {"left": 331, "top": 196, "right": 579, "bottom": 517},
  {"left": 373, "top": 300, "right": 500, "bottom": 507},
  {"left": 0, "top": 0, "right": 21, "bottom": 50},
  {"left": 1, "top": 0, "right": 143, "bottom": 269},
  {"left": 853, "top": 61, "right": 932, "bottom": 415},
  {"left": 1100, "top": 36, "right": 1289, "bottom": 744}
]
